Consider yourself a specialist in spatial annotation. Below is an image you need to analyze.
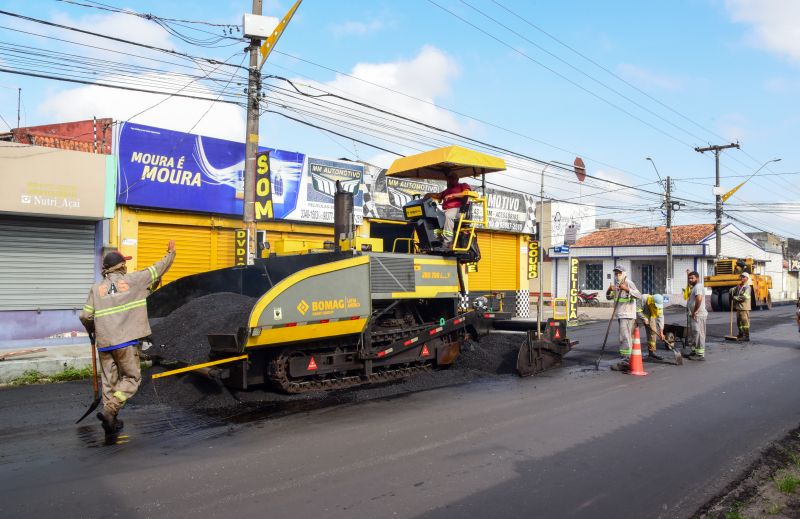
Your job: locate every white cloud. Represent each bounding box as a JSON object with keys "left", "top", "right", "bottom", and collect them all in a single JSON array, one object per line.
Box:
[
  {"left": 616, "top": 63, "right": 685, "bottom": 91},
  {"left": 283, "top": 45, "right": 462, "bottom": 148},
  {"left": 716, "top": 113, "right": 748, "bottom": 142},
  {"left": 37, "top": 72, "right": 245, "bottom": 142},
  {"left": 49, "top": 11, "right": 176, "bottom": 62},
  {"left": 725, "top": 0, "right": 800, "bottom": 62},
  {"left": 763, "top": 76, "right": 800, "bottom": 93},
  {"left": 330, "top": 19, "right": 385, "bottom": 37}
]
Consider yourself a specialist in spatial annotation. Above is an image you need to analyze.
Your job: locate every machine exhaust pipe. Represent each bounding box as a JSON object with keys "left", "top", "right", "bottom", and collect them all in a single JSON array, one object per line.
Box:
[{"left": 334, "top": 180, "right": 354, "bottom": 252}]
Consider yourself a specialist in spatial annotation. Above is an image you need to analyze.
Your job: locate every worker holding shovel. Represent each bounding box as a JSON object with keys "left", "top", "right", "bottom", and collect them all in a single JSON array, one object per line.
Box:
[
  {"left": 606, "top": 265, "right": 641, "bottom": 371},
  {"left": 79, "top": 241, "right": 176, "bottom": 435},
  {"left": 730, "top": 273, "right": 751, "bottom": 342}
]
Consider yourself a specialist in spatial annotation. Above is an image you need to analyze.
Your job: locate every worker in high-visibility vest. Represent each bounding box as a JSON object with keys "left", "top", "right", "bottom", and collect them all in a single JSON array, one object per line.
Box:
[
  {"left": 606, "top": 265, "right": 641, "bottom": 371},
  {"left": 636, "top": 293, "right": 666, "bottom": 360},
  {"left": 729, "top": 272, "right": 751, "bottom": 342}
]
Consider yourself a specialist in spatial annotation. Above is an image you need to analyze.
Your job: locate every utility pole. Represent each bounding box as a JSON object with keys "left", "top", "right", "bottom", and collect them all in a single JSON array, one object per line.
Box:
[
  {"left": 242, "top": 0, "right": 263, "bottom": 265},
  {"left": 537, "top": 164, "right": 548, "bottom": 332},
  {"left": 16, "top": 88, "right": 21, "bottom": 131},
  {"left": 694, "top": 142, "right": 739, "bottom": 259}
]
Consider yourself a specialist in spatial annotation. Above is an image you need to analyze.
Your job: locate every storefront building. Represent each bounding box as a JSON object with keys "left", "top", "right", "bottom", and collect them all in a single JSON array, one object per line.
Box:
[{"left": 0, "top": 142, "right": 116, "bottom": 340}]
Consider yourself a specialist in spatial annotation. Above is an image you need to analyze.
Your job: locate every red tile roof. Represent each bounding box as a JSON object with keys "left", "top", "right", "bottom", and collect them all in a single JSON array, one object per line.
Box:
[{"left": 575, "top": 224, "right": 715, "bottom": 247}]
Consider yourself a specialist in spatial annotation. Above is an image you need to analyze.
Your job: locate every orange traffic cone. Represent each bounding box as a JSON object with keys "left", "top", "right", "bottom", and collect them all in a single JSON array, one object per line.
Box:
[{"left": 628, "top": 327, "right": 648, "bottom": 376}]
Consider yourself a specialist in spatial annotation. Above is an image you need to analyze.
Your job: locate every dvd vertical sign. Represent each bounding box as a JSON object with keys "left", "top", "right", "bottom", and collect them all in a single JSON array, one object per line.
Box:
[
  {"left": 255, "top": 150, "right": 273, "bottom": 221},
  {"left": 234, "top": 229, "right": 248, "bottom": 266}
]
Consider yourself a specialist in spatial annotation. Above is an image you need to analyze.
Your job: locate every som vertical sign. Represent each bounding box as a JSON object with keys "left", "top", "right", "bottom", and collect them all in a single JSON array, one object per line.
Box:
[{"left": 255, "top": 150, "right": 273, "bottom": 221}]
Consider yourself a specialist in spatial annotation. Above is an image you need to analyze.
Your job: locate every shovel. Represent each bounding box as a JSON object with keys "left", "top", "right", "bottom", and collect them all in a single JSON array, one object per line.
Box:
[
  {"left": 661, "top": 332, "right": 683, "bottom": 366},
  {"left": 595, "top": 293, "right": 621, "bottom": 370},
  {"left": 724, "top": 300, "right": 739, "bottom": 342},
  {"left": 76, "top": 333, "right": 101, "bottom": 424}
]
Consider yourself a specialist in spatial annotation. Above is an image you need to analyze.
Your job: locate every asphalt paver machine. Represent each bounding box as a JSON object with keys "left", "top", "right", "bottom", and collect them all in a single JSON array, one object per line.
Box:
[{"left": 148, "top": 146, "right": 575, "bottom": 391}]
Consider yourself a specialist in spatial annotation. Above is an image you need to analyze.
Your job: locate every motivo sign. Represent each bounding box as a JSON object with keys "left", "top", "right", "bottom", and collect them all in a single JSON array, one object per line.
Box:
[
  {"left": 0, "top": 143, "right": 112, "bottom": 219},
  {"left": 527, "top": 240, "right": 539, "bottom": 279}
]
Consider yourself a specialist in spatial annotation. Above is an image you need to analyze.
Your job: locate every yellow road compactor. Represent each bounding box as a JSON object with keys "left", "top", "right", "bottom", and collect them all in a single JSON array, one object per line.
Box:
[{"left": 148, "top": 146, "right": 575, "bottom": 392}]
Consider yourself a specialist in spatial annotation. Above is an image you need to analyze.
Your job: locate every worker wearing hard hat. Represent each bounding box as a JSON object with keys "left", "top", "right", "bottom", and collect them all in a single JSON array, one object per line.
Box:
[
  {"left": 79, "top": 241, "right": 176, "bottom": 435},
  {"left": 636, "top": 293, "right": 666, "bottom": 360},
  {"left": 730, "top": 272, "right": 752, "bottom": 342},
  {"left": 606, "top": 265, "right": 641, "bottom": 371}
]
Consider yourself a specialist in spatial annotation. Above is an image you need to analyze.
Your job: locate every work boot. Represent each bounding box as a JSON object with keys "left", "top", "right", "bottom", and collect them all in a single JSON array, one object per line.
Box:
[
  {"left": 686, "top": 352, "right": 705, "bottom": 361},
  {"left": 647, "top": 351, "right": 664, "bottom": 361},
  {"left": 742, "top": 335, "right": 750, "bottom": 343},
  {"left": 96, "top": 410, "right": 116, "bottom": 435},
  {"left": 610, "top": 360, "right": 630, "bottom": 372}
]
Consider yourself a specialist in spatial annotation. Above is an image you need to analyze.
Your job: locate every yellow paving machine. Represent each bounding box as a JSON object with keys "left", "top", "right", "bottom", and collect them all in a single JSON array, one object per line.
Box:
[{"left": 148, "top": 146, "right": 575, "bottom": 391}]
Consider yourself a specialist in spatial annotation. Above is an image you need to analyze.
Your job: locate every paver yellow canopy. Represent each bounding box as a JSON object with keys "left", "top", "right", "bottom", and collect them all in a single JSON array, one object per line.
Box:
[
  {"left": 386, "top": 145, "right": 505, "bottom": 256},
  {"left": 386, "top": 145, "right": 506, "bottom": 180}
]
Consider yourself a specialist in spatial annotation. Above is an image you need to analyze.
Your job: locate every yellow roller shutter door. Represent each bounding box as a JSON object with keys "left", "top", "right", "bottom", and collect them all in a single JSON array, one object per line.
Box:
[
  {"left": 138, "top": 223, "right": 216, "bottom": 284},
  {"left": 468, "top": 232, "right": 491, "bottom": 292},
  {"left": 489, "top": 233, "right": 519, "bottom": 290},
  {"left": 468, "top": 231, "right": 519, "bottom": 293}
]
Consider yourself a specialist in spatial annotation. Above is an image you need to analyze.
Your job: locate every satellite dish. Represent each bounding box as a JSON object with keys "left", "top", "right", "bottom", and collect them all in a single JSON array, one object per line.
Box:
[{"left": 574, "top": 157, "right": 586, "bottom": 182}]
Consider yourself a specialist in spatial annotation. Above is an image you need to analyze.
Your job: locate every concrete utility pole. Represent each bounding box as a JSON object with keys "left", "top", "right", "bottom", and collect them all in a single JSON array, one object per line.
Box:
[
  {"left": 664, "top": 176, "right": 677, "bottom": 294},
  {"left": 694, "top": 142, "right": 739, "bottom": 259},
  {"left": 242, "top": 0, "right": 263, "bottom": 265}
]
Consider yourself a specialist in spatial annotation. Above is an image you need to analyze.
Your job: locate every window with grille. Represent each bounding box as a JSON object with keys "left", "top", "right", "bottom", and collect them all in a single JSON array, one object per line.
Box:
[{"left": 583, "top": 263, "right": 604, "bottom": 290}]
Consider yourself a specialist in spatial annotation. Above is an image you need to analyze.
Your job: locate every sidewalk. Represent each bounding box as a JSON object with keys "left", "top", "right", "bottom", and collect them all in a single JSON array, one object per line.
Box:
[{"left": 0, "top": 342, "right": 92, "bottom": 384}]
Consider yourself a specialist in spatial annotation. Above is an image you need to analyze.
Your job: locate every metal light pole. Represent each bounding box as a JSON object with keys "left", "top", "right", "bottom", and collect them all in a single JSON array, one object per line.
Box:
[
  {"left": 646, "top": 157, "right": 673, "bottom": 294},
  {"left": 537, "top": 163, "right": 550, "bottom": 334}
]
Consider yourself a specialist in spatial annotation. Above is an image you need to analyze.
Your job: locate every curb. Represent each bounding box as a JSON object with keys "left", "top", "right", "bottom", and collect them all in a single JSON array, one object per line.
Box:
[{"left": 0, "top": 355, "right": 93, "bottom": 384}]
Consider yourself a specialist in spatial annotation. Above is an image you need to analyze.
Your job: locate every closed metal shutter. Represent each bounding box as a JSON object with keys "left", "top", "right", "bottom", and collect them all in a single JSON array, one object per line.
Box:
[
  {"left": 469, "top": 231, "right": 520, "bottom": 292},
  {"left": 215, "top": 229, "right": 235, "bottom": 270},
  {"left": 489, "top": 233, "right": 519, "bottom": 290},
  {"left": 138, "top": 223, "right": 215, "bottom": 284},
  {"left": 468, "top": 231, "right": 492, "bottom": 292},
  {"left": 0, "top": 216, "right": 96, "bottom": 310}
]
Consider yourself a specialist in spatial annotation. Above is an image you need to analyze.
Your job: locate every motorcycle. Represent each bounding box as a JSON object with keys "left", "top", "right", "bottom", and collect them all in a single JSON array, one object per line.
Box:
[{"left": 577, "top": 290, "right": 600, "bottom": 306}]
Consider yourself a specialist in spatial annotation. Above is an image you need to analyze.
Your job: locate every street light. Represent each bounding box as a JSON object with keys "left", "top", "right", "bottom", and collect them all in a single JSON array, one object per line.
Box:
[
  {"left": 721, "top": 158, "right": 781, "bottom": 203},
  {"left": 645, "top": 156, "right": 663, "bottom": 184},
  {"left": 647, "top": 157, "right": 673, "bottom": 293}
]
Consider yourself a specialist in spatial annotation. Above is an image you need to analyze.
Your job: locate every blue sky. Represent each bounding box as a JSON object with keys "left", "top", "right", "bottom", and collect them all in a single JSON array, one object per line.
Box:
[{"left": 1, "top": 0, "right": 799, "bottom": 237}]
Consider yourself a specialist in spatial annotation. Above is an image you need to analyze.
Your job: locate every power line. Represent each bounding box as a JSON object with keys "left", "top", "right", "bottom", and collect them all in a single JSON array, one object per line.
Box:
[
  {"left": 425, "top": 0, "right": 697, "bottom": 150},
  {"left": 0, "top": 10, "right": 246, "bottom": 70}
]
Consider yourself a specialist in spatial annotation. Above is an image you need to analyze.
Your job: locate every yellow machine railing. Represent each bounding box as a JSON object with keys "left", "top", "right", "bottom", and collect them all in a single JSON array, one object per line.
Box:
[
  {"left": 452, "top": 192, "right": 487, "bottom": 253},
  {"left": 551, "top": 297, "right": 568, "bottom": 321},
  {"left": 392, "top": 237, "right": 419, "bottom": 254}
]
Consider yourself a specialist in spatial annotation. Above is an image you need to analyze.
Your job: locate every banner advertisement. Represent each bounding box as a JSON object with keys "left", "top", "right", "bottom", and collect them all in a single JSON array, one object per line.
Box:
[
  {"left": 289, "top": 157, "right": 365, "bottom": 225},
  {"left": 117, "top": 123, "right": 368, "bottom": 226},
  {"left": 116, "top": 122, "right": 544, "bottom": 233}
]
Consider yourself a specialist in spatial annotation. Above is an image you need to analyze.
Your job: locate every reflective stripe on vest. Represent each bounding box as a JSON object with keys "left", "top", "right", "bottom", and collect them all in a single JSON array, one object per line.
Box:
[{"left": 94, "top": 299, "right": 147, "bottom": 318}]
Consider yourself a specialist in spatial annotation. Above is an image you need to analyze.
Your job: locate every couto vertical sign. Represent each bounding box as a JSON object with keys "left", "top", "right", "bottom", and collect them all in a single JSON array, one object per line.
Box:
[
  {"left": 568, "top": 257, "right": 579, "bottom": 321},
  {"left": 254, "top": 150, "right": 273, "bottom": 221},
  {"left": 527, "top": 241, "right": 539, "bottom": 279}
]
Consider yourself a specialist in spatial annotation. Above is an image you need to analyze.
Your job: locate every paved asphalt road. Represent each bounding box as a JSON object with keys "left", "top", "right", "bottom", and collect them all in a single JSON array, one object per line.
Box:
[{"left": 1, "top": 306, "right": 799, "bottom": 518}]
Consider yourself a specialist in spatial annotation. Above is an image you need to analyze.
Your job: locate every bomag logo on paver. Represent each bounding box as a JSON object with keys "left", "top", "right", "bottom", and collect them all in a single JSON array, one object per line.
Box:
[
  {"left": 296, "top": 300, "right": 309, "bottom": 315},
  {"left": 306, "top": 297, "right": 363, "bottom": 317}
]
